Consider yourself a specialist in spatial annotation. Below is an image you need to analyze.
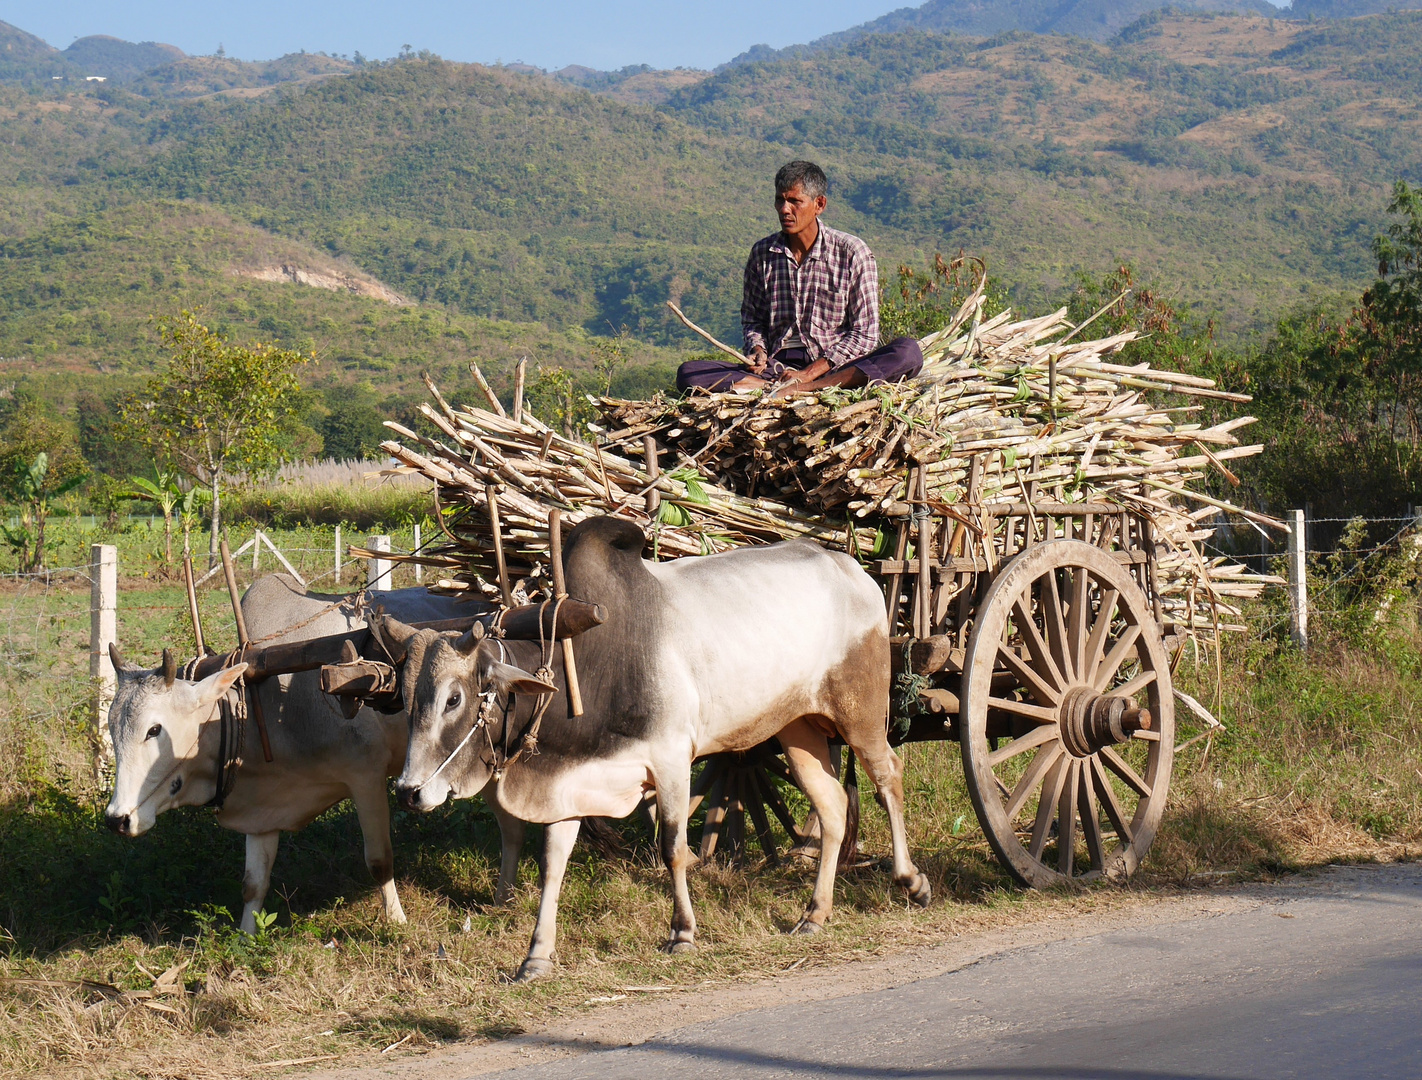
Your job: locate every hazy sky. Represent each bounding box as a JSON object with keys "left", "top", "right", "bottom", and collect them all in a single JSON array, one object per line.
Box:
[{"left": 4, "top": 1, "right": 906, "bottom": 71}]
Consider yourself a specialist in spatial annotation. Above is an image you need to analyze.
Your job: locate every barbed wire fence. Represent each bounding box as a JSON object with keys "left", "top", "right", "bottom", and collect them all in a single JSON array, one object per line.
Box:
[
  {"left": 0, "top": 528, "right": 431, "bottom": 788},
  {"left": 1204, "top": 508, "right": 1422, "bottom": 647}
]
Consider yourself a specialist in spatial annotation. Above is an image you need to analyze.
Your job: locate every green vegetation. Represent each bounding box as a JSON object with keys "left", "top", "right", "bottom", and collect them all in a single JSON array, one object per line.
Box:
[{"left": 118, "top": 313, "right": 312, "bottom": 558}]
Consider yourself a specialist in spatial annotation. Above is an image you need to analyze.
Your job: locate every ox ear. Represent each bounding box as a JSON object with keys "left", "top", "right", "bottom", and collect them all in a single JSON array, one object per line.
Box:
[
  {"left": 374, "top": 612, "right": 419, "bottom": 664},
  {"left": 454, "top": 620, "right": 487, "bottom": 655},
  {"left": 193, "top": 663, "right": 248, "bottom": 706},
  {"left": 486, "top": 661, "right": 558, "bottom": 698},
  {"left": 162, "top": 648, "right": 177, "bottom": 688}
]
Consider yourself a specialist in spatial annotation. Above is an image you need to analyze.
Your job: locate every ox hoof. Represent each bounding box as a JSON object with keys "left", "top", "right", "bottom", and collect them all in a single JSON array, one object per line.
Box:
[
  {"left": 514, "top": 958, "right": 555, "bottom": 983},
  {"left": 906, "top": 874, "right": 933, "bottom": 908},
  {"left": 660, "top": 939, "right": 696, "bottom": 955},
  {"left": 790, "top": 918, "right": 824, "bottom": 936}
]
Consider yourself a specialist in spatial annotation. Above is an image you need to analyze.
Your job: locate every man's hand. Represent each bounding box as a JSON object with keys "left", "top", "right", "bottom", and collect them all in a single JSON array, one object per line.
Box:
[
  {"left": 745, "top": 346, "right": 769, "bottom": 374},
  {"left": 782, "top": 358, "right": 832, "bottom": 384}
]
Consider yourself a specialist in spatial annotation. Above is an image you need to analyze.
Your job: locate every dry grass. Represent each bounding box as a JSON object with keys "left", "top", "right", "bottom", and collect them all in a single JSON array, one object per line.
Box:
[
  {"left": 3, "top": 608, "right": 1422, "bottom": 1078},
  {"left": 229, "top": 461, "right": 432, "bottom": 531}
]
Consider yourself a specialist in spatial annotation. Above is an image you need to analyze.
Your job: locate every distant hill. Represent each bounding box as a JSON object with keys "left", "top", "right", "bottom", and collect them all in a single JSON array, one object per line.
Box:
[
  {"left": 726, "top": 0, "right": 1422, "bottom": 57},
  {"left": 0, "top": 19, "right": 72, "bottom": 80},
  {"left": 0, "top": 20, "right": 353, "bottom": 96},
  {"left": 0, "top": 200, "right": 681, "bottom": 403},
  {"left": 62, "top": 35, "right": 184, "bottom": 80}
]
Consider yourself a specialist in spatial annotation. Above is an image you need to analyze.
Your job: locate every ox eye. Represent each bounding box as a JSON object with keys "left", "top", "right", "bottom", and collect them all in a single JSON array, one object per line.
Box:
[
  {"left": 145, "top": 724, "right": 162, "bottom": 741},
  {"left": 444, "top": 691, "right": 462, "bottom": 712}
]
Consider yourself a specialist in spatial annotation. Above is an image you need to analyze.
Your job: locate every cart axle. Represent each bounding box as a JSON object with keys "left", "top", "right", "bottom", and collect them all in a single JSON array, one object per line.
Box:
[{"left": 1058, "top": 685, "right": 1152, "bottom": 758}]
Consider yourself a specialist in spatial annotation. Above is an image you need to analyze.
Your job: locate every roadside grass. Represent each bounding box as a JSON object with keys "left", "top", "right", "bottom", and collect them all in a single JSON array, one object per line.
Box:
[{"left": 2, "top": 604, "right": 1421, "bottom": 1077}]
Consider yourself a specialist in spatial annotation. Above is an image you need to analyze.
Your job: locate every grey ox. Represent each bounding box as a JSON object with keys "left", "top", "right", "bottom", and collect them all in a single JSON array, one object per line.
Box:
[
  {"left": 104, "top": 575, "right": 528, "bottom": 935},
  {"left": 385, "top": 516, "right": 932, "bottom": 981}
]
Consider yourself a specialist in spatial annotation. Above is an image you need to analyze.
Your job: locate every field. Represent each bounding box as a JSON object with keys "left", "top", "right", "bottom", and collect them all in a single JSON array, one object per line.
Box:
[{"left": 1, "top": 552, "right": 1420, "bottom": 1078}]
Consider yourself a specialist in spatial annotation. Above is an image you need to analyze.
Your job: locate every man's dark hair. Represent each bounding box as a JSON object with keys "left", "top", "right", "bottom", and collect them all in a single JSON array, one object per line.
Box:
[{"left": 775, "top": 160, "right": 827, "bottom": 200}]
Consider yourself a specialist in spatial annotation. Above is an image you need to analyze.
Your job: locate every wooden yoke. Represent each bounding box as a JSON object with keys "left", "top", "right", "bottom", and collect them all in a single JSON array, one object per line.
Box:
[
  {"left": 220, "top": 539, "right": 274, "bottom": 763},
  {"left": 548, "top": 509, "right": 585, "bottom": 717}
]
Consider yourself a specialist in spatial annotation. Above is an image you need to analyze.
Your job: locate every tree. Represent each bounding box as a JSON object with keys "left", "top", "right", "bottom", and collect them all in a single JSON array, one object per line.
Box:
[
  {"left": 1344, "top": 180, "right": 1422, "bottom": 447},
  {"left": 320, "top": 385, "right": 386, "bottom": 461},
  {"left": 119, "top": 312, "right": 310, "bottom": 564}
]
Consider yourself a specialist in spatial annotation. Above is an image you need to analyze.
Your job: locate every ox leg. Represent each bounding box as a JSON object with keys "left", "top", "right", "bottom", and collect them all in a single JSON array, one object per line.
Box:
[
  {"left": 778, "top": 719, "right": 847, "bottom": 934},
  {"left": 349, "top": 778, "right": 406, "bottom": 924},
  {"left": 847, "top": 736, "right": 931, "bottom": 907},
  {"left": 240, "top": 831, "right": 281, "bottom": 935},
  {"left": 517, "top": 818, "right": 581, "bottom": 983},
  {"left": 487, "top": 797, "right": 526, "bottom": 905},
  {"left": 655, "top": 767, "right": 697, "bottom": 954}
]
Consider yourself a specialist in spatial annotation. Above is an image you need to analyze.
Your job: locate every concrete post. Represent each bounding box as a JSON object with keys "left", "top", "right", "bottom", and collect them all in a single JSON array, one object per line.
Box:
[
  {"left": 89, "top": 543, "right": 117, "bottom": 770},
  {"left": 1288, "top": 509, "right": 1307, "bottom": 649},
  {"left": 334, "top": 524, "right": 342, "bottom": 585},
  {"left": 367, "top": 534, "right": 392, "bottom": 592},
  {"left": 413, "top": 523, "right": 423, "bottom": 584}
]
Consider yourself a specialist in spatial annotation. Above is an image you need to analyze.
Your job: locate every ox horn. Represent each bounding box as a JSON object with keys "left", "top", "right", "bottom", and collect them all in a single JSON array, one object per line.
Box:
[
  {"left": 108, "top": 641, "right": 134, "bottom": 676},
  {"left": 162, "top": 648, "right": 178, "bottom": 687},
  {"left": 454, "top": 620, "right": 487, "bottom": 655},
  {"left": 374, "top": 611, "right": 419, "bottom": 664}
]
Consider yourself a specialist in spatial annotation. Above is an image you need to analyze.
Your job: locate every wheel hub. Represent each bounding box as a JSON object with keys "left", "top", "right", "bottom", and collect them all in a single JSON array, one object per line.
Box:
[{"left": 1058, "top": 685, "right": 1152, "bottom": 757}]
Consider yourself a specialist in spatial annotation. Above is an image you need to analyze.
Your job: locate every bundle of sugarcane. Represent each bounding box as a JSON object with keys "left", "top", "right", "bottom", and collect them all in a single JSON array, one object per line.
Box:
[{"left": 375, "top": 290, "right": 1279, "bottom": 627}]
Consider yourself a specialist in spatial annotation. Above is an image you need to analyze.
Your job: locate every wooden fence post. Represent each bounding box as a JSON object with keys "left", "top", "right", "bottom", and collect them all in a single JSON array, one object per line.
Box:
[
  {"left": 413, "top": 523, "right": 423, "bottom": 584},
  {"left": 334, "top": 525, "right": 342, "bottom": 585},
  {"left": 89, "top": 543, "right": 117, "bottom": 772},
  {"left": 367, "top": 534, "right": 392, "bottom": 592},
  {"left": 1288, "top": 509, "right": 1308, "bottom": 649}
]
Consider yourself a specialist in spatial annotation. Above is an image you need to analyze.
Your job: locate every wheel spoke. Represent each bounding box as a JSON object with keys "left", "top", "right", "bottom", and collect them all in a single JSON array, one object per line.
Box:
[
  {"left": 988, "top": 696, "right": 1059, "bottom": 724},
  {"left": 1057, "top": 760, "right": 1080, "bottom": 876},
  {"left": 1005, "top": 742, "right": 1064, "bottom": 821},
  {"left": 1082, "top": 586, "right": 1119, "bottom": 683},
  {"left": 1093, "top": 623, "right": 1143, "bottom": 691},
  {"left": 1099, "top": 745, "right": 1152, "bottom": 798},
  {"left": 1013, "top": 593, "right": 1066, "bottom": 691},
  {"left": 988, "top": 724, "right": 1058, "bottom": 768},
  {"left": 1079, "top": 768, "right": 1106, "bottom": 871},
  {"left": 1042, "top": 570, "right": 1074, "bottom": 683},
  {"left": 1090, "top": 754, "right": 1135, "bottom": 844},
  {"left": 1029, "top": 756, "right": 1069, "bottom": 861},
  {"left": 755, "top": 768, "right": 805, "bottom": 844},
  {"left": 1068, "top": 568, "right": 1090, "bottom": 679},
  {"left": 997, "top": 643, "right": 1062, "bottom": 706},
  {"left": 1111, "top": 668, "right": 1157, "bottom": 700}
]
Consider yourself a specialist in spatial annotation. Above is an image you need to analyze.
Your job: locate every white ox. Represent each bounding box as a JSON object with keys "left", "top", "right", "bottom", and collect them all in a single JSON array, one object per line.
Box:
[
  {"left": 386, "top": 517, "right": 932, "bottom": 981},
  {"left": 104, "top": 574, "right": 528, "bottom": 934}
]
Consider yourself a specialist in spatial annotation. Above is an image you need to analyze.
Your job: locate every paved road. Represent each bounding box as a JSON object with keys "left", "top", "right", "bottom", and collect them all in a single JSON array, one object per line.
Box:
[{"left": 482, "top": 863, "right": 1422, "bottom": 1080}]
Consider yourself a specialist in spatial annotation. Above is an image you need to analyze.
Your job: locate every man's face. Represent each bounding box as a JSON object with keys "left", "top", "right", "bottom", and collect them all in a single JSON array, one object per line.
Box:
[{"left": 776, "top": 183, "right": 826, "bottom": 239}]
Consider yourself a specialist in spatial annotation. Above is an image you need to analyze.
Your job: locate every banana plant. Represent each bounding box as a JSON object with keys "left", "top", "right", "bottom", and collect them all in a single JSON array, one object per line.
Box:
[
  {"left": 126, "top": 470, "right": 184, "bottom": 572},
  {"left": 2, "top": 453, "right": 87, "bottom": 574}
]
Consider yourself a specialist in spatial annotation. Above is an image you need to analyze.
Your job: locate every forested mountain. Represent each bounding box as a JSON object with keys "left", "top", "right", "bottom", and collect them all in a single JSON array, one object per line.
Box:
[
  {"left": 729, "top": 0, "right": 1422, "bottom": 55},
  {"left": 0, "top": 10, "right": 1419, "bottom": 406},
  {"left": 0, "top": 19, "right": 353, "bottom": 97}
]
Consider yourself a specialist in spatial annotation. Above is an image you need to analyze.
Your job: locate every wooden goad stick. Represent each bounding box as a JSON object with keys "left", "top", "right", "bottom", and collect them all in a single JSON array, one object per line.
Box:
[
  {"left": 547, "top": 510, "right": 585, "bottom": 717},
  {"left": 220, "top": 538, "right": 274, "bottom": 762}
]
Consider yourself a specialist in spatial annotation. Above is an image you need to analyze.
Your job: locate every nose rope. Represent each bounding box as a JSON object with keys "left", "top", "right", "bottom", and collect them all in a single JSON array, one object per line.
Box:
[{"left": 407, "top": 689, "right": 500, "bottom": 793}]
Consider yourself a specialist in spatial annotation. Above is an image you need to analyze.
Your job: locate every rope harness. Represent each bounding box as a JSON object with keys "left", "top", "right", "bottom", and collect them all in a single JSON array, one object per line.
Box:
[
  {"left": 404, "top": 595, "right": 565, "bottom": 793},
  {"left": 183, "top": 590, "right": 373, "bottom": 808},
  {"left": 180, "top": 655, "right": 247, "bottom": 809}
]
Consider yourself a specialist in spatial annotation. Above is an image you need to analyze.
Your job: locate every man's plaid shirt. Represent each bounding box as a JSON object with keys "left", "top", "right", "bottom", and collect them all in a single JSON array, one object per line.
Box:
[{"left": 740, "top": 224, "right": 880, "bottom": 369}]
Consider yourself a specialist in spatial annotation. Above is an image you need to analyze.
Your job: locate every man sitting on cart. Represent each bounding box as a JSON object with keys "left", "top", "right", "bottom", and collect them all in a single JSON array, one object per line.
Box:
[{"left": 676, "top": 160, "right": 923, "bottom": 396}]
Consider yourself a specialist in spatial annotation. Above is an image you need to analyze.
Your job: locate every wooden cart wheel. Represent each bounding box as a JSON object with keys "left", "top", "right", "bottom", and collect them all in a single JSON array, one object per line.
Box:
[
  {"left": 960, "top": 539, "right": 1174, "bottom": 888},
  {"left": 691, "top": 743, "right": 808, "bottom": 864}
]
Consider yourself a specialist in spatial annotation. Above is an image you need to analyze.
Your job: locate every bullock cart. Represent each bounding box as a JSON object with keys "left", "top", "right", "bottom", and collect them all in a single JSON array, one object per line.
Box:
[{"left": 365, "top": 288, "right": 1278, "bottom": 891}]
